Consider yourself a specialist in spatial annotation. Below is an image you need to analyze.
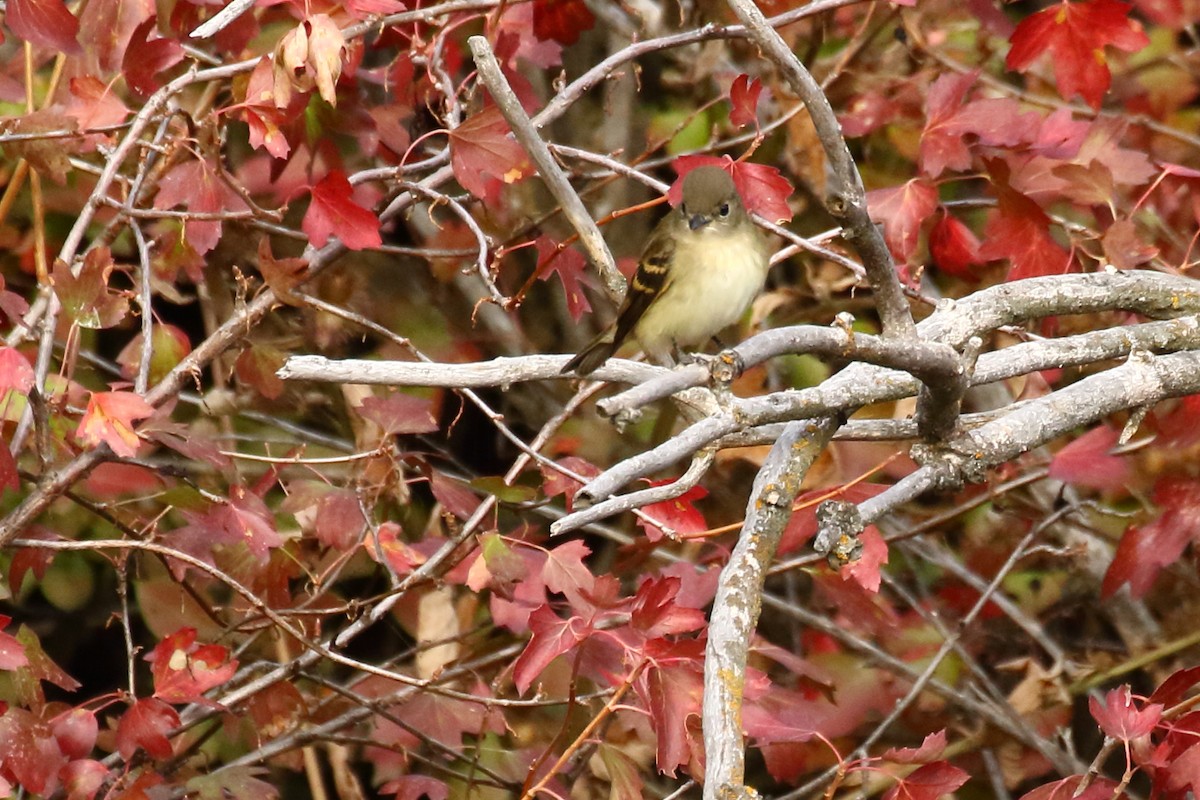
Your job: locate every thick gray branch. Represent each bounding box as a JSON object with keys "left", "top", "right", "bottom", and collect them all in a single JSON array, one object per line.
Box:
[{"left": 703, "top": 417, "right": 838, "bottom": 800}]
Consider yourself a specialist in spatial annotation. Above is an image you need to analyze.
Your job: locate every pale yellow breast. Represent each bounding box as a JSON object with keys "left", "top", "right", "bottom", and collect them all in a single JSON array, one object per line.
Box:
[{"left": 634, "top": 227, "right": 768, "bottom": 355}]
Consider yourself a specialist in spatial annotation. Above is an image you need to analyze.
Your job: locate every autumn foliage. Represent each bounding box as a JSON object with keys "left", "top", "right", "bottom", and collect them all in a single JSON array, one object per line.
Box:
[{"left": 0, "top": 0, "right": 1198, "bottom": 798}]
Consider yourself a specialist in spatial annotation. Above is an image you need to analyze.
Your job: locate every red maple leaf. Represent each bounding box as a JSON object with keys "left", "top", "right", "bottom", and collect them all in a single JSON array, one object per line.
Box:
[
  {"left": 541, "top": 540, "right": 595, "bottom": 609},
  {"left": 154, "top": 158, "right": 247, "bottom": 255},
  {"left": 729, "top": 74, "right": 764, "bottom": 129},
  {"left": 355, "top": 392, "right": 439, "bottom": 435},
  {"left": 75, "top": 391, "right": 155, "bottom": 457},
  {"left": 63, "top": 76, "right": 129, "bottom": 147},
  {"left": 867, "top": 179, "right": 939, "bottom": 264},
  {"left": 637, "top": 639, "right": 705, "bottom": 776},
  {"left": 122, "top": 16, "right": 183, "bottom": 97},
  {"left": 495, "top": 4, "right": 562, "bottom": 69},
  {"left": 535, "top": 236, "right": 592, "bottom": 322},
  {"left": 0, "top": 346, "right": 34, "bottom": 394},
  {"left": 1048, "top": 424, "right": 1131, "bottom": 491},
  {"left": 1102, "top": 218, "right": 1158, "bottom": 269},
  {"left": 0, "top": 616, "right": 28, "bottom": 670},
  {"left": 884, "top": 730, "right": 949, "bottom": 764},
  {"left": 670, "top": 155, "right": 795, "bottom": 223},
  {"left": 147, "top": 628, "right": 238, "bottom": 704},
  {"left": 5, "top": 0, "right": 81, "bottom": 53},
  {"left": 841, "top": 526, "right": 888, "bottom": 593},
  {"left": 302, "top": 169, "right": 383, "bottom": 250},
  {"left": 540, "top": 456, "right": 600, "bottom": 503},
  {"left": 929, "top": 210, "right": 983, "bottom": 280},
  {"left": 512, "top": 605, "right": 590, "bottom": 694},
  {"left": 979, "top": 162, "right": 1074, "bottom": 280},
  {"left": 919, "top": 71, "right": 978, "bottom": 177},
  {"left": 629, "top": 576, "right": 706, "bottom": 639},
  {"left": 448, "top": 107, "right": 532, "bottom": 202},
  {"left": 1018, "top": 775, "right": 1121, "bottom": 800},
  {"left": 638, "top": 482, "right": 708, "bottom": 542},
  {"left": 532, "top": 0, "right": 595, "bottom": 45},
  {"left": 1102, "top": 477, "right": 1200, "bottom": 598},
  {"left": 380, "top": 775, "right": 450, "bottom": 800},
  {"left": 116, "top": 697, "right": 179, "bottom": 760},
  {"left": 53, "top": 248, "right": 130, "bottom": 329},
  {"left": 1088, "top": 685, "right": 1162, "bottom": 741},
  {"left": 1005, "top": 0, "right": 1149, "bottom": 109},
  {"left": 882, "top": 761, "right": 969, "bottom": 800}
]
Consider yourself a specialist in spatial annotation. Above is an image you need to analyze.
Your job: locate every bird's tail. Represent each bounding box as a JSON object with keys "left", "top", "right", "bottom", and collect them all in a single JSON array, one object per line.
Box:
[{"left": 561, "top": 336, "right": 617, "bottom": 376}]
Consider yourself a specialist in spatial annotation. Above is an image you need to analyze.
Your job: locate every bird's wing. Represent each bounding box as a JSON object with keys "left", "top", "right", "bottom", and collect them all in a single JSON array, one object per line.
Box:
[{"left": 610, "top": 222, "right": 675, "bottom": 349}]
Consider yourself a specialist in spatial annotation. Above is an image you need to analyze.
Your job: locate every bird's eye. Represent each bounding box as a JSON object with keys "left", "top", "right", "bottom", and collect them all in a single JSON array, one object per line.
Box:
[{"left": 718, "top": 203, "right": 730, "bottom": 217}]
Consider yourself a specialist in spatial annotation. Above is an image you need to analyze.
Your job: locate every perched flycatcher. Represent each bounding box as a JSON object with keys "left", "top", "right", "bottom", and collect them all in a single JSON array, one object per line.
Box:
[{"left": 561, "top": 166, "right": 770, "bottom": 376}]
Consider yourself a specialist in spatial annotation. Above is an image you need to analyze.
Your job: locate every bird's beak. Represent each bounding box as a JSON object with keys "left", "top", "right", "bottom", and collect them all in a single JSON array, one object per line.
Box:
[{"left": 688, "top": 214, "right": 710, "bottom": 231}]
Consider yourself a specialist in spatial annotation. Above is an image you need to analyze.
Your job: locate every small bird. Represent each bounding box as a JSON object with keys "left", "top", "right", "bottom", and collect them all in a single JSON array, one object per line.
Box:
[{"left": 561, "top": 166, "right": 770, "bottom": 376}]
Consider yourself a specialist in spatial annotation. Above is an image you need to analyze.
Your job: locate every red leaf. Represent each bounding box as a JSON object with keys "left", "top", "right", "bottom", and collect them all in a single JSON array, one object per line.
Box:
[
  {"left": 234, "top": 344, "right": 286, "bottom": 400},
  {"left": 630, "top": 577, "right": 706, "bottom": 639},
  {"left": 535, "top": 236, "right": 591, "bottom": 322},
  {"left": 448, "top": 107, "right": 532, "bottom": 202},
  {"left": 929, "top": 211, "right": 983, "bottom": 280},
  {"left": 1048, "top": 424, "right": 1130, "bottom": 491},
  {"left": 729, "top": 74, "right": 763, "bottom": 129},
  {"left": 122, "top": 16, "right": 183, "bottom": 97},
  {"left": 638, "top": 645, "right": 704, "bottom": 776},
  {"left": 64, "top": 76, "right": 130, "bottom": 143},
  {"left": 343, "top": 0, "right": 406, "bottom": 17},
  {"left": 5, "top": 0, "right": 80, "bottom": 53},
  {"left": 185, "top": 766, "right": 279, "bottom": 800},
  {"left": 1102, "top": 218, "right": 1158, "bottom": 269},
  {"left": 638, "top": 482, "right": 708, "bottom": 542},
  {"left": 52, "top": 708, "right": 98, "bottom": 760},
  {"left": 0, "top": 616, "right": 28, "bottom": 670},
  {"left": 0, "top": 440, "right": 16, "bottom": 495},
  {"left": 540, "top": 456, "right": 600, "bottom": 503},
  {"left": 54, "top": 248, "right": 129, "bottom": 328},
  {"left": 380, "top": 775, "right": 450, "bottom": 800},
  {"left": 882, "top": 761, "right": 969, "bottom": 800},
  {"left": 670, "top": 155, "right": 795, "bottom": 222},
  {"left": 840, "top": 90, "right": 903, "bottom": 137},
  {"left": 867, "top": 179, "right": 939, "bottom": 264},
  {"left": 303, "top": 169, "right": 382, "bottom": 250},
  {"left": 61, "top": 759, "right": 109, "bottom": 800},
  {"left": 355, "top": 392, "right": 438, "bottom": 435},
  {"left": 1089, "top": 685, "right": 1161, "bottom": 741},
  {"left": 0, "top": 346, "right": 34, "bottom": 393},
  {"left": 116, "top": 697, "right": 179, "bottom": 759},
  {"left": 1005, "top": 0, "right": 1149, "bottom": 109},
  {"left": 919, "top": 71, "right": 978, "bottom": 178},
  {"left": 153, "top": 158, "right": 247, "bottom": 255},
  {"left": 1018, "top": 775, "right": 1120, "bottom": 800},
  {"left": 512, "top": 605, "right": 589, "bottom": 694},
  {"left": 75, "top": 391, "right": 155, "bottom": 458},
  {"left": 429, "top": 471, "right": 482, "bottom": 520},
  {"left": 495, "top": 4, "right": 562, "bottom": 69},
  {"left": 147, "top": 627, "right": 238, "bottom": 704},
  {"left": 979, "top": 164, "right": 1074, "bottom": 280},
  {"left": 1102, "top": 478, "right": 1200, "bottom": 598},
  {"left": 541, "top": 540, "right": 595, "bottom": 609},
  {"left": 841, "top": 526, "right": 888, "bottom": 593},
  {"left": 281, "top": 481, "right": 366, "bottom": 549},
  {"left": 884, "top": 730, "right": 949, "bottom": 764},
  {"left": 532, "top": 0, "right": 594, "bottom": 45},
  {"left": 1148, "top": 665, "right": 1200, "bottom": 707},
  {"left": 0, "top": 708, "right": 66, "bottom": 795}
]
